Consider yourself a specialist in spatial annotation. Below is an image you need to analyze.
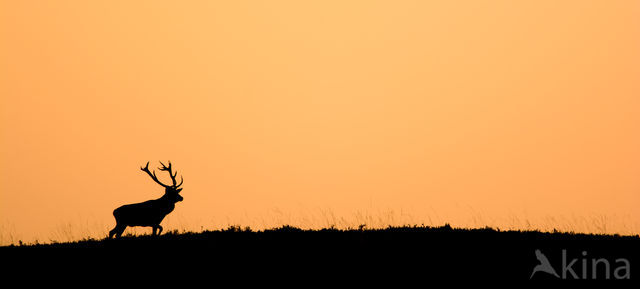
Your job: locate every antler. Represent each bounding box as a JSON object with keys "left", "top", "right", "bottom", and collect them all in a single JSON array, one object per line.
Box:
[
  {"left": 158, "top": 161, "right": 184, "bottom": 188},
  {"left": 141, "top": 161, "right": 170, "bottom": 188}
]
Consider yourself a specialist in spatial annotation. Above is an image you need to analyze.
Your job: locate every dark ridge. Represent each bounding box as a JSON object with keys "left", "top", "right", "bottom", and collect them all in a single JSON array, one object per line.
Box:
[
  {"left": 2, "top": 225, "right": 638, "bottom": 283},
  {"left": 4, "top": 224, "right": 638, "bottom": 248}
]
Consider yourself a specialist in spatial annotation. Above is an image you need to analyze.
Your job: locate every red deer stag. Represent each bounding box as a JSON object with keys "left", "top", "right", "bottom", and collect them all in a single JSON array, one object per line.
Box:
[{"left": 109, "top": 161, "right": 184, "bottom": 238}]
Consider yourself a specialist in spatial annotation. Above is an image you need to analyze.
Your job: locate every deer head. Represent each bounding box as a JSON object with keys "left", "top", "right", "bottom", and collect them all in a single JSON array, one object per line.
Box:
[{"left": 141, "top": 161, "right": 184, "bottom": 203}]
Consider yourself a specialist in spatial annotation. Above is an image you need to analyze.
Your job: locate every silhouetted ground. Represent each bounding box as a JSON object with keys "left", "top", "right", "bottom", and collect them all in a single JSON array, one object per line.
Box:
[{"left": 2, "top": 225, "right": 638, "bottom": 284}]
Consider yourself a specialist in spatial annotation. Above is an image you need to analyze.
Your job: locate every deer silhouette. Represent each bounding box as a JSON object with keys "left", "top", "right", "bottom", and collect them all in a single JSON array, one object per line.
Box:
[{"left": 109, "top": 161, "right": 184, "bottom": 238}]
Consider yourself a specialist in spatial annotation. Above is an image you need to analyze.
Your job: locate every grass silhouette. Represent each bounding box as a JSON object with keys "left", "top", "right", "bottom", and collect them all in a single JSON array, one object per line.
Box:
[
  {"left": 2, "top": 224, "right": 637, "bottom": 282},
  {"left": 4, "top": 209, "right": 637, "bottom": 246}
]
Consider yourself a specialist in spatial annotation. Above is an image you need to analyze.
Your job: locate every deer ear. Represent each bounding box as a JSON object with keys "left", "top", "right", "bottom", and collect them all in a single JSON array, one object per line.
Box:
[{"left": 176, "top": 188, "right": 183, "bottom": 193}]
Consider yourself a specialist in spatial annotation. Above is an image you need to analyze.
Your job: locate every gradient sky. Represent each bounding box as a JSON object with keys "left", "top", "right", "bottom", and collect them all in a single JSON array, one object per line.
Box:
[{"left": 1, "top": 1, "right": 639, "bottom": 243}]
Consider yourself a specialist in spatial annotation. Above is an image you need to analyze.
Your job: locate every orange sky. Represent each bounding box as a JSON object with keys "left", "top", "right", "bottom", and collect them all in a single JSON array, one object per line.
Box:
[{"left": 1, "top": 1, "right": 639, "bottom": 243}]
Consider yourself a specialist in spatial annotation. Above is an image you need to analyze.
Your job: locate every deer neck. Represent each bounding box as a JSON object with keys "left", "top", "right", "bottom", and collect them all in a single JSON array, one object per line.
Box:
[{"left": 157, "top": 195, "right": 177, "bottom": 208}]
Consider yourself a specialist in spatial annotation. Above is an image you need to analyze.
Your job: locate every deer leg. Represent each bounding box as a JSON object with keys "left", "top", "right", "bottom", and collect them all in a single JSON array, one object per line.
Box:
[
  {"left": 153, "top": 225, "right": 163, "bottom": 236},
  {"left": 113, "top": 224, "right": 126, "bottom": 238},
  {"left": 109, "top": 224, "right": 124, "bottom": 239}
]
